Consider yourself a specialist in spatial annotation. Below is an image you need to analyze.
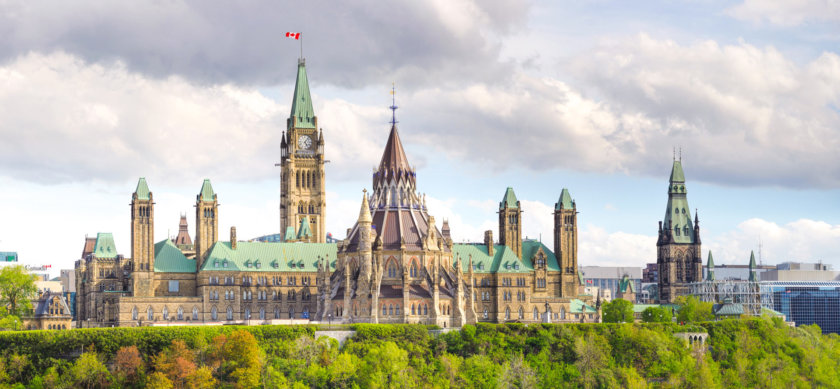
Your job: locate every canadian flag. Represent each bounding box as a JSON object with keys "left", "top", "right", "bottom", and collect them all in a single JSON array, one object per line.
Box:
[{"left": 285, "top": 32, "right": 301, "bottom": 40}]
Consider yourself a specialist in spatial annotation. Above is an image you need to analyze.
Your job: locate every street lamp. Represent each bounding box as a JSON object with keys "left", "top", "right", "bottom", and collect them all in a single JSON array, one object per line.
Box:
[{"left": 327, "top": 313, "right": 332, "bottom": 329}]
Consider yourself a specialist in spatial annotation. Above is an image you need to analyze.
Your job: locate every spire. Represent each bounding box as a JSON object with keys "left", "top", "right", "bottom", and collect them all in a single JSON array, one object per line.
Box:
[
  {"left": 556, "top": 188, "right": 574, "bottom": 210},
  {"left": 134, "top": 177, "right": 151, "bottom": 200},
  {"left": 378, "top": 123, "right": 412, "bottom": 174},
  {"left": 199, "top": 179, "right": 216, "bottom": 202},
  {"left": 748, "top": 250, "right": 757, "bottom": 282},
  {"left": 297, "top": 217, "right": 313, "bottom": 240},
  {"left": 289, "top": 60, "right": 316, "bottom": 129},
  {"left": 283, "top": 226, "right": 296, "bottom": 242},
  {"left": 662, "top": 158, "right": 694, "bottom": 244},
  {"left": 706, "top": 251, "right": 715, "bottom": 281},
  {"left": 500, "top": 187, "right": 519, "bottom": 210},
  {"left": 358, "top": 189, "right": 372, "bottom": 223}
]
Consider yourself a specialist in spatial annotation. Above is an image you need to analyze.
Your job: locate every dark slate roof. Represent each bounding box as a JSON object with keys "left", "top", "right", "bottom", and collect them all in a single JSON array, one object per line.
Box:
[
  {"left": 377, "top": 125, "right": 412, "bottom": 181},
  {"left": 32, "top": 292, "right": 72, "bottom": 317}
]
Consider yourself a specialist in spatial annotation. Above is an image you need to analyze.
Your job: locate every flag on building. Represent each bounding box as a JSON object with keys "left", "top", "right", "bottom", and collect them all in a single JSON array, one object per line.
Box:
[{"left": 285, "top": 32, "right": 301, "bottom": 40}]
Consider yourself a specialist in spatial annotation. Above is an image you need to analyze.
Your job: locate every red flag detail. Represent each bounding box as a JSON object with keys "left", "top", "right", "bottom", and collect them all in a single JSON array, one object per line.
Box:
[{"left": 285, "top": 32, "right": 301, "bottom": 40}]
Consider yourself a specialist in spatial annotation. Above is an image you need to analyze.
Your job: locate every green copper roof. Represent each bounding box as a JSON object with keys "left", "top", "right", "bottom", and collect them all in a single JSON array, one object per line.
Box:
[
  {"left": 289, "top": 60, "right": 316, "bottom": 129},
  {"left": 618, "top": 275, "right": 636, "bottom": 293},
  {"left": 200, "top": 241, "right": 336, "bottom": 272},
  {"left": 297, "top": 218, "right": 313, "bottom": 239},
  {"left": 93, "top": 233, "right": 118, "bottom": 259},
  {"left": 199, "top": 179, "right": 216, "bottom": 202},
  {"left": 283, "top": 226, "right": 296, "bottom": 242},
  {"left": 714, "top": 301, "right": 744, "bottom": 316},
  {"left": 706, "top": 251, "right": 715, "bottom": 281},
  {"left": 669, "top": 160, "right": 686, "bottom": 183},
  {"left": 748, "top": 251, "right": 757, "bottom": 281},
  {"left": 556, "top": 188, "right": 574, "bottom": 210},
  {"left": 453, "top": 240, "right": 560, "bottom": 274},
  {"left": 569, "top": 299, "right": 597, "bottom": 314},
  {"left": 134, "top": 178, "right": 150, "bottom": 200},
  {"left": 662, "top": 160, "right": 695, "bottom": 244},
  {"left": 500, "top": 187, "right": 519, "bottom": 209},
  {"left": 154, "top": 239, "right": 196, "bottom": 273}
]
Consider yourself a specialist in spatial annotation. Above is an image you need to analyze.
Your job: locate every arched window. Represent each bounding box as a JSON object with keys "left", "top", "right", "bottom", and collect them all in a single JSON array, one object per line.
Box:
[
  {"left": 211, "top": 306, "right": 218, "bottom": 320},
  {"left": 561, "top": 307, "right": 566, "bottom": 320},
  {"left": 289, "top": 307, "right": 295, "bottom": 319},
  {"left": 163, "top": 307, "right": 169, "bottom": 320},
  {"left": 518, "top": 307, "right": 524, "bottom": 319},
  {"left": 226, "top": 306, "right": 233, "bottom": 320},
  {"left": 275, "top": 306, "right": 280, "bottom": 319},
  {"left": 132, "top": 307, "right": 138, "bottom": 320},
  {"left": 411, "top": 304, "right": 416, "bottom": 315},
  {"left": 177, "top": 306, "right": 184, "bottom": 320},
  {"left": 260, "top": 307, "right": 265, "bottom": 320},
  {"left": 483, "top": 308, "right": 489, "bottom": 319},
  {"left": 533, "top": 307, "right": 539, "bottom": 320},
  {"left": 147, "top": 307, "right": 153, "bottom": 321},
  {"left": 395, "top": 305, "right": 400, "bottom": 315},
  {"left": 505, "top": 307, "right": 510, "bottom": 320},
  {"left": 424, "top": 304, "right": 428, "bottom": 315},
  {"left": 389, "top": 304, "right": 394, "bottom": 316},
  {"left": 296, "top": 171, "right": 300, "bottom": 188},
  {"left": 192, "top": 307, "right": 199, "bottom": 320},
  {"left": 244, "top": 308, "right": 251, "bottom": 320}
]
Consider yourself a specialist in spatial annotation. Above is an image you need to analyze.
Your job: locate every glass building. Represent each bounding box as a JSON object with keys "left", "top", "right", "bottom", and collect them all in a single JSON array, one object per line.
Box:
[{"left": 762, "top": 281, "right": 840, "bottom": 334}]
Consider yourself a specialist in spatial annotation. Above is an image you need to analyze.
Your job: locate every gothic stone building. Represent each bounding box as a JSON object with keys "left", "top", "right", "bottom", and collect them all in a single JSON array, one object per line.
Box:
[
  {"left": 74, "top": 59, "right": 596, "bottom": 328},
  {"left": 656, "top": 159, "right": 703, "bottom": 303}
]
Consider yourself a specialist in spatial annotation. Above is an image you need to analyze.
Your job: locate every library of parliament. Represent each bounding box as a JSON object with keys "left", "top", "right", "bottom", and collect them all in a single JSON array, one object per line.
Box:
[{"left": 74, "top": 58, "right": 601, "bottom": 328}]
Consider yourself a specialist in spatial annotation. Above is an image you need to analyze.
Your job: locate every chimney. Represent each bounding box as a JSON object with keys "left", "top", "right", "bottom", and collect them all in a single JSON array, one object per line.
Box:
[
  {"left": 230, "top": 226, "right": 237, "bottom": 250},
  {"left": 485, "top": 230, "right": 494, "bottom": 256}
]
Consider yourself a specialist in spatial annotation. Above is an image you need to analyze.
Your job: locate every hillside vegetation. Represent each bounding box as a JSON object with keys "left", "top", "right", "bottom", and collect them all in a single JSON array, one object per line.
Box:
[{"left": 0, "top": 318, "right": 836, "bottom": 388}]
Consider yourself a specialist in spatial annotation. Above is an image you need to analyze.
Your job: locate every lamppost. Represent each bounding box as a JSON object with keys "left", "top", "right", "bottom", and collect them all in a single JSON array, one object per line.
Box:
[{"left": 327, "top": 313, "right": 332, "bottom": 329}]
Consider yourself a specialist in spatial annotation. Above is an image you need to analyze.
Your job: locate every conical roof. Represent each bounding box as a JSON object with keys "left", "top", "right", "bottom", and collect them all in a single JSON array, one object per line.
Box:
[
  {"left": 378, "top": 124, "right": 411, "bottom": 173},
  {"left": 358, "top": 190, "right": 372, "bottom": 223},
  {"left": 748, "top": 251, "right": 758, "bottom": 281},
  {"left": 289, "top": 60, "right": 316, "bottom": 129},
  {"left": 500, "top": 187, "right": 519, "bottom": 209},
  {"left": 706, "top": 251, "right": 715, "bottom": 281},
  {"left": 556, "top": 188, "right": 574, "bottom": 210},
  {"left": 135, "top": 177, "right": 151, "bottom": 200}
]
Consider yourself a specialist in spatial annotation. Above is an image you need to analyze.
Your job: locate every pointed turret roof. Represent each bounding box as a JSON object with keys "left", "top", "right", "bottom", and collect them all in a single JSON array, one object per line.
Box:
[
  {"left": 358, "top": 190, "right": 372, "bottom": 223},
  {"left": 93, "top": 233, "right": 118, "bottom": 259},
  {"left": 670, "top": 160, "right": 686, "bottom": 183},
  {"left": 289, "top": 59, "right": 316, "bottom": 129},
  {"left": 283, "top": 226, "right": 296, "bottom": 242},
  {"left": 748, "top": 250, "right": 757, "bottom": 281},
  {"left": 500, "top": 187, "right": 519, "bottom": 209},
  {"left": 662, "top": 159, "right": 695, "bottom": 244},
  {"left": 706, "top": 251, "right": 715, "bottom": 281},
  {"left": 556, "top": 188, "right": 574, "bottom": 210},
  {"left": 199, "top": 179, "right": 216, "bottom": 201},
  {"left": 135, "top": 177, "right": 151, "bottom": 200},
  {"left": 378, "top": 124, "right": 411, "bottom": 173},
  {"left": 297, "top": 217, "right": 313, "bottom": 239}
]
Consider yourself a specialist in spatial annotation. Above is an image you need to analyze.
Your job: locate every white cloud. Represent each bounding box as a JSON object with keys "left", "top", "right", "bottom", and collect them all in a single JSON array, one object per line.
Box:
[
  {"left": 708, "top": 218, "right": 840, "bottom": 265},
  {"left": 579, "top": 225, "right": 657, "bottom": 267},
  {"left": 727, "top": 0, "right": 840, "bottom": 26}
]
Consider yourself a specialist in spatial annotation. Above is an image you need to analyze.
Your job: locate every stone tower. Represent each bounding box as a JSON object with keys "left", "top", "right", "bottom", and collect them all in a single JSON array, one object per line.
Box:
[
  {"left": 657, "top": 159, "right": 703, "bottom": 303},
  {"left": 554, "top": 188, "right": 579, "bottom": 297},
  {"left": 195, "top": 179, "right": 218, "bottom": 269},
  {"left": 131, "top": 177, "right": 155, "bottom": 297},
  {"left": 280, "top": 58, "right": 327, "bottom": 243},
  {"left": 499, "top": 187, "right": 522, "bottom": 259}
]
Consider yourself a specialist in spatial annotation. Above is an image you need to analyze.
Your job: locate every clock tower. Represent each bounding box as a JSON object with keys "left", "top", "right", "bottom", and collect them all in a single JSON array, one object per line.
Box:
[{"left": 280, "top": 58, "right": 327, "bottom": 243}]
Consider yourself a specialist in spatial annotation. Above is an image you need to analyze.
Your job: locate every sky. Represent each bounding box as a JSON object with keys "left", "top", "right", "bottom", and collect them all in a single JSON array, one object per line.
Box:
[{"left": 0, "top": 0, "right": 838, "bottom": 277}]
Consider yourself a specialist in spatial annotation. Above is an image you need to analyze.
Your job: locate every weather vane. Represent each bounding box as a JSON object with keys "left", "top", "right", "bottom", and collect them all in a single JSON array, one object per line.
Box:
[{"left": 389, "top": 82, "right": 398, "bottom": 126}]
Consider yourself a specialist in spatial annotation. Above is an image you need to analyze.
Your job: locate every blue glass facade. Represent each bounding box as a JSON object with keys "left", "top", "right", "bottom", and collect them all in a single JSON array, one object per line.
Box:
[{"left": 764, "top": 282, "right": 840, "bottom": 334}]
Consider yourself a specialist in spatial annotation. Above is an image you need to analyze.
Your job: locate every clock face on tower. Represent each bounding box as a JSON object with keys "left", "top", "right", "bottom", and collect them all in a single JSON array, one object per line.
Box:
[{"left": 297, "top": 135, "right": 312, "bottom": 150}]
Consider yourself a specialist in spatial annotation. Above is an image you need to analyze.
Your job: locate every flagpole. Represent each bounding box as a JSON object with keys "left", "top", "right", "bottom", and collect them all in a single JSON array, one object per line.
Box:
[{"left": 300, "top": 33, "right": 303, "bottom": 60}]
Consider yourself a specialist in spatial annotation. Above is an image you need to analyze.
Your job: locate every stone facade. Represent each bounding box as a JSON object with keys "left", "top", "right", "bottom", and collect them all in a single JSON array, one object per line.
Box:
[
  {"left": 74, "top": 58, "right": 596, "bottom": 328},
  {"left": 23, "top": 291, "right": 73, "bottom": 330},
  {"left": 656, "top": 160, "right": 703, "bottom": 303}
]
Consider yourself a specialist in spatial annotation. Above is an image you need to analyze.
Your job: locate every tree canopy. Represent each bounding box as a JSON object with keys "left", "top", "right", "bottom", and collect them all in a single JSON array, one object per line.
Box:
[
  {"left": 0, "top": 265, "right": 38, "bottom": 317},
  {"left": 675, "top": 295, "right": 714, "bottom": 323},
  {"left": 641, "top": 306, "right": 672, "bottom": 323},
  {"left": 602, "top": 298, "right": 635, "bottom": 323}
]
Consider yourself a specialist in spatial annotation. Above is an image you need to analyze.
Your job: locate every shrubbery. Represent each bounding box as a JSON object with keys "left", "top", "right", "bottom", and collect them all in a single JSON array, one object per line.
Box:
[{"left": 0, "top": 319, "right": 837, "bottom": 388}]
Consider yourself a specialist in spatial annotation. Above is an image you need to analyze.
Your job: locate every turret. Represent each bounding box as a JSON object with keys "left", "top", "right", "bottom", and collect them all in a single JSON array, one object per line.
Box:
[
  {"left": 131, "top": 178, "right": 155, "bottom": 296},
  {"left": 498, "top": 187, "right": 522, "bottom": 258},
  {"left": 706, "top": 251, "right": 715, "bottom": 281},
  {"left": 195, "top": 179, "right": 219, "bottom": 269},
  {"left": 748, "top": 251, "right": 757, "bottom": 282}
]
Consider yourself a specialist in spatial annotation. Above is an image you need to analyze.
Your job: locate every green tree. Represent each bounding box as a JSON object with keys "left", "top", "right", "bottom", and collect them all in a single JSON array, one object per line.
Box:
[
  {"left": 219, "top": 330, "right": 261, "bottom": 389},
  {"left": 675, "top": 295, "right": 714, "bottom": 323},
  {"left": 641, "top": 306, "right": 672, "bottom": 323},
  {"left": 145, "top": 372, "right": 174, "bottom": 389},
  {"left": 0, "top": 265, "right": 38, "bottom": 317},
  {"left": 71, "top": 352, "right": 111, "bottom": 389},
  {"left": 114, "top": 345, "right": 145, "bottom": 386},
  {"left": 602, "top": 298, "right": 635, "bottom": 323}
]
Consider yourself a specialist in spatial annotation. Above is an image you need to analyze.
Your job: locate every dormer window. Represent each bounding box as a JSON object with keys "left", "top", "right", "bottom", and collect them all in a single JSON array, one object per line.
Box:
[
  {"left": 675, "top": 226, "right": 680, "bottom": 236},
  {"left": 222, "top": 259, "right": 228, "bottom": 268}
]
